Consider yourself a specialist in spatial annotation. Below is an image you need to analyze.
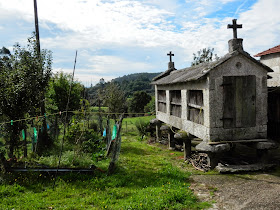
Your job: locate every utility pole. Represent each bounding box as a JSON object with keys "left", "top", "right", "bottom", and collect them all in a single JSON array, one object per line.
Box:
[
  {"left": 33, "top": 0, "right": 49, "bottom": 152},
  {"left": 33, "top": 0, "right": 40, "bottom": 53}
]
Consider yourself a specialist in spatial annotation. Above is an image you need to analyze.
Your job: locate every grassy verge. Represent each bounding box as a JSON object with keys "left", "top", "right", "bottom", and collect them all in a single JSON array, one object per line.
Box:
[{"left": 0, "top": 136, "right": 210, "bottom": 209}]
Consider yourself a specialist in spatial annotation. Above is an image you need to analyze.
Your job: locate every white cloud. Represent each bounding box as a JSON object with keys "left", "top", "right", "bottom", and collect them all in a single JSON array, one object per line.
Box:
[
  {"left": 53, "top": 68, "right": 115, "bottom": 86},
  {"left": 88, "top": 55, "right": 156, "bottom": 74},
  {"left": 238, "top": 0, "right": 280, "bottom": 54},
  {"left": 1, "top": 0, "right": 279, "bottom": 85}
]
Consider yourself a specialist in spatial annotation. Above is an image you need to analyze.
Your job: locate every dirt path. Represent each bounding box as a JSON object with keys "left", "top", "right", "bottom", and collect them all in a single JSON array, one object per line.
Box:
[{"left": 190, "top": 173, "right": 280, "bottom": 210}]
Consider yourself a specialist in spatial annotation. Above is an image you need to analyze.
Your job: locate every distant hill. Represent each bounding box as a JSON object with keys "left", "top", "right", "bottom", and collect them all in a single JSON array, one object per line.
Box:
[
  {"left": 112, "top": 72, "right": 159, "bottom": 83},
  {"left": 86, "top": 72, "right": 160, "bottom": 105},
  {"left": 112, "top": 72, "right": 160, "bottom": 96}
]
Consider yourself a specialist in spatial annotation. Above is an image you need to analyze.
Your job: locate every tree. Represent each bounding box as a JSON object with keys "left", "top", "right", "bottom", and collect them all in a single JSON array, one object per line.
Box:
[
  {"left": 104, "top": 83, "right": 127, "bottom": 121},
  {"left": 144, "top": 96, "right": 155, "bottom": 113},
  {"left": 191, "top": 48, "right": 219, "bottom": 66},
  {"left": 46, "top": 71, "right": 84, "bottom": 137},
  {"left": 47, "top": 72, "right": 83, "bottom": 113},
  {"left": 129, "top": 91, "right": 152, "bottom": 115},
  {"left": 0, "top": 35, "right": 52, "bottom": 157}
]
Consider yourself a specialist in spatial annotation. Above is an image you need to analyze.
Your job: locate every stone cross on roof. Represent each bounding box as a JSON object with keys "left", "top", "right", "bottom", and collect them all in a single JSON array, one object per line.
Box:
[
  {"left": 227, "top": 19, "right": 242, "bottom": 39},
  {"left": 167, "top": 51, "right": 174, "bottom": 62}
]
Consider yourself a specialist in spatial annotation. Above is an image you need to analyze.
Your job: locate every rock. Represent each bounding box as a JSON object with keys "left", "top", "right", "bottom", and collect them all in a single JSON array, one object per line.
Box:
[{"left": 196, "top": 142, "right": 230, "bottom": 153}]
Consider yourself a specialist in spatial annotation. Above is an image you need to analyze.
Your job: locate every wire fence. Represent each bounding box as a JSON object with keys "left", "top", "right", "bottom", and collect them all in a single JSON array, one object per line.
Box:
[{"left": 0, "top": 110, "right": 155, "bottom": 156}]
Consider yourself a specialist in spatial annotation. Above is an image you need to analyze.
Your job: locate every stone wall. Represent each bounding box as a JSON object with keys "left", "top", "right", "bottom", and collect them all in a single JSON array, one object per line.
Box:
[
  {"left": 259, "top": 53, "right": 280, "bottom": 87},
  {"left": 208, "top": 54, "right": 268, "bottom": 141},
  {"left": 155, "top": 79, "right": 211, "bottom": 141}
]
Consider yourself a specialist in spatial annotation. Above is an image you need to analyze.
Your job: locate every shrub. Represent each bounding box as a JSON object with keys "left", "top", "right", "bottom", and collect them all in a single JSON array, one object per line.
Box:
[
  {"left": 88, "top": 121, "right": 98, "bottom": 131},
  {"left": 135, "top": 119, "right": 150, "bottom": 139},
  {"left": 65, "top": 122, "right": 84, "bottom": 144},
  {"left": 81, "top": 130, "right": 104, "bottom": 153}
]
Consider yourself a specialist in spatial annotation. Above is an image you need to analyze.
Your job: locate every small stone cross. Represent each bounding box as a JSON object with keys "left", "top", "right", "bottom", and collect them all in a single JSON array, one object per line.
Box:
[
  {"left": 167, "top": 51, "right": 174, "bottom": 62},
  {"left": 227, "top": 19, "right": 242, "bottom": 39}
]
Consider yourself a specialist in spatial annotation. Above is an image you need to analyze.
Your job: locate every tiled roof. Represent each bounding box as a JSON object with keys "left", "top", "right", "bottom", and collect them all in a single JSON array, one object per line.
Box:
[
  {"left": 254, "top": 45, "right": 280, "bottom": 57},
  {"left": 152, "top": 50, "right": 273, "bottom": 85}
]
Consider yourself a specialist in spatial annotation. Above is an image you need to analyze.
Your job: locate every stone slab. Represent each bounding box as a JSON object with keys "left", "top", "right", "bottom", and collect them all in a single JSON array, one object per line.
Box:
[
  {"left": 196, "top": 142, "right": 230, "bottom": 153},
  {"left": 253, "top": 141, "right": 278, "bottom": 150},
  {"left": 216, "top": 163, "right": 276, "bottom": 173},
  {"left": 160, "top": 124, "right": 170, "bottom": 131},
  {"left": 150, "top": 118, "right": 161, "bottom": 125},
  {"left": 174, "top": 131, "right": 189, "bottom": 139}
]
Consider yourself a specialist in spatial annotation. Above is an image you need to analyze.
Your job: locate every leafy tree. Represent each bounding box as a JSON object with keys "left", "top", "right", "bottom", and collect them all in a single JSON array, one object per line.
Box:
[
  {"left": 104, "top": 83, "right": 127, "bottom": 121},
  {"left": 191, "top": 48, "right": 219, "bottom": 66},
  {"left": 0, "top": 36, "right": 52, "bottom": 157},
  {"left": 129, "top": 91, "right": 152, "bottom": 115},
  {"left": 47, "top": 72, "right": 83, "bottom": 113},
  {"left": 46, "top": 71, "right": 84, "bottom": 136},
  {"left": 144, "top": 96, "right": 155, "bottom": 113}
]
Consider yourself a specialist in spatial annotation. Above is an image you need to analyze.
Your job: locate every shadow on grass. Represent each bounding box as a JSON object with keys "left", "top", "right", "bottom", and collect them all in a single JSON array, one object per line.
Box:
[{"left": 121, "top": 144, "right": 150, "bottom": 156}]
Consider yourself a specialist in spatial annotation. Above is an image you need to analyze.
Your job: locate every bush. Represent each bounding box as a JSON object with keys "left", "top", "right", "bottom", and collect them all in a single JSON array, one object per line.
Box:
[
  {"left": 65, "top": 120, "right": 106, "bottom": 161},
  {"left": 81, "top": 130, "right": 104, "bottom": 153},
  {"left": 135, "top": 119, "right": 150, "bottom": 139},
  {"left": 88, "top": 121, "right": 98, "bottom": 131},
  {"left": 65, "top": 122, "right": 81, "bottom": 144}
]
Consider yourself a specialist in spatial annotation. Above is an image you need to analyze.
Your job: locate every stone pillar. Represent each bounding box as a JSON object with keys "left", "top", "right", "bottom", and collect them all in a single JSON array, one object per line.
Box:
[
  {"left": 228, "top": 38, "right": 243, "bottom": 52},
  {"left": 156, "top": 124, "right": 162, "bottom": 142},
  {"left": 257, "top": 149, "right": 268, "bottom": 163},
  {"left": 168, "top": 130, "right": 175, "bottom": 150},
  {"left": 160, "top": 125, "right": 172, "bottom": 148},
  {"left": 168, "top": 62, "right": 175, "bottom": 70},
  {"left": 150, "top": 119, "right": 162, "bottom": 142},
  {"left": 252, "top": 141, "right": 278, "bottom": 164},
  {"left": 174, "top": 131, "right": 193, "bottom": 160},
  {"left": 183, "top": 138, "right": 192, "bottom": 160}
]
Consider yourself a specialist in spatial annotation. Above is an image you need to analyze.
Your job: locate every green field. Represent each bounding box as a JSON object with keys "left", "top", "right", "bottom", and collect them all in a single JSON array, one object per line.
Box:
[{"left": 0, "top": 116, "right": 210, "bottom": 209}]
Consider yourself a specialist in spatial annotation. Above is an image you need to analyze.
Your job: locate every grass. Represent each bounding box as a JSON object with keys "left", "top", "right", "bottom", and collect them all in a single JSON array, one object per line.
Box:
[
  {"left": 0, "top": 125, "right": 210, "bottom": 209},
  {"left": 122, "top": 115, "right": 155, "bottom": 135}
]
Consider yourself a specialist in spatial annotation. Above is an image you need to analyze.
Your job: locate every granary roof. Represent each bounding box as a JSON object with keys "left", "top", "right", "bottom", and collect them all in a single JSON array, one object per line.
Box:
[
  {"left": 152, "top": 50, "right": 273, "bottom": 85},
  {"left": 254, "top": 44, "right": 280, "bottom": 57}
]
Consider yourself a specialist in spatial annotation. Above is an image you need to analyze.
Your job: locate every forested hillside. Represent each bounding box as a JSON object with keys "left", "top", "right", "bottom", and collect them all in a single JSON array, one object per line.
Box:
[{"left": 86, "top": 72, "right": 160, "bottom": 105}]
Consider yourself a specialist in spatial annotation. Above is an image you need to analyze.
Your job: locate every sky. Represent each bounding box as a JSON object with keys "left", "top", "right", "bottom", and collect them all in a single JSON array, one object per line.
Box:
[{"left": 0, "top": 0, "right": 279, "bottom": 86}]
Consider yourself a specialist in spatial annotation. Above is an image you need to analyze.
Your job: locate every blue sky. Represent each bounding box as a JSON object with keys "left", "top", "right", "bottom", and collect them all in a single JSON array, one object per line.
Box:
[{"left": 0, "top": 0, "right": 279, "bottom": 86}]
